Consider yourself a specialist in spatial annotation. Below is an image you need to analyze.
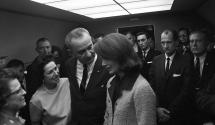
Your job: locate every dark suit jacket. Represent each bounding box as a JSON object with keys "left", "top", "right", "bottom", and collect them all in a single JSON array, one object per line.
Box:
[
  {"left": 193, "top": 52, "right": 215, "bottom": 124},
  {"left": 61, "top": 55, "right": 111, "bottom": 125},
  {"left": 138, "top": 49, "right": 161, "bottom": 80},
  {"left": 191, "top": 52, "right": 215, "bottom": 90},
  {"left": 196, "top": 75, "right": 215, "bottom": 124},
  {"left": 150, "top": 52, "right": 193, "bottom": 122},
  {"left": 25, "top": 57, "right": 44, "bottom": 125},
  {"left": 26, "top": 57, "right": 43, "bottom": 99}
]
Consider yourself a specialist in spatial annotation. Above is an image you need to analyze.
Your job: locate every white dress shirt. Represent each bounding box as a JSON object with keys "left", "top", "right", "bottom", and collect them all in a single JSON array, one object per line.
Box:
[{"left": 165, "top": 52, "right": 176, "bottom": 70}]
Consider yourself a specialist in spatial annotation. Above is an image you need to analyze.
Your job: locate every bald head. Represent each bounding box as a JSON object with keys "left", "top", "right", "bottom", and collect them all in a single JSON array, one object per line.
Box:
[{"left": 161, "top": 29, "right": 178, "bottom": 56}]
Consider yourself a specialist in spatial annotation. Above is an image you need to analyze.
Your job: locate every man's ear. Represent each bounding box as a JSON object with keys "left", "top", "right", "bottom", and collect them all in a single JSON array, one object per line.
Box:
[{"left": 147, "top": 38, "right": 152, "bottom": 44}]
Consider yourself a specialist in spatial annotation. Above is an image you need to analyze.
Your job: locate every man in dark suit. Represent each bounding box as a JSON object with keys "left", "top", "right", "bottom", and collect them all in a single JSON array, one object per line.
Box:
[
  {"left": 189, "top": 30, "right": 215, "bottom": 124},
  {"left": 150, "top": 29, "right": 193, "bottom": 125},
  {"left": 61, "top": 28, "right": 111, "bottom": 125},
  {"left": 136, "top": 31, "right": 161, "bottom": 80},
  {"left": 25, "top": 37, "right": 52, "bottom": 125},
  {"left": 26, "top": 38, "right": 52, "bottom": 98}
]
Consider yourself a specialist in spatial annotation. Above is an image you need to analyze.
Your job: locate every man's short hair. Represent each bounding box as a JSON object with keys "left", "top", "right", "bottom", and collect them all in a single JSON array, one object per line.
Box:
[
  {"left": 136, "top": 31, "right": 151, "bottom": 39},
  {"left": 94, "top": 33, "right": 105, "bottom": 39},
  {"left": 125, "top": 31, "right": 134, "bottom": 36},
  {"left": 6, "top": 59, "right": 24, "bottom": 68},
  {"left": 190, "top": 29, "right": 210, "bottom": 42},
  {"left": 36, "top": 37, "right": 49, "bottom": 47},
  {"left": 161, "top": 29, "right": 178, "bottom": 41},
  {"left": 178, "top": 27, "right": 190, "bottom": 35},
  {"left": 65, "top": 28, "right": 90, "bottom": 47}
]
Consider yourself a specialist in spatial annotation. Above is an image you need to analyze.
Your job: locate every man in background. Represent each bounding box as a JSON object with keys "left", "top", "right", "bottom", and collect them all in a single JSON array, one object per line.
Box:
[
  {"left": 136, "top": 31, "right": 161, "bottom": 80},
  {"left": 189, "top": 30, "right": 215, "bottom": 124},
  {"left": 25, "top": 37, "right": 52, "bottom": 125},
  {"left": 150, "top": 29, "right": 193, "bottom": 125}
]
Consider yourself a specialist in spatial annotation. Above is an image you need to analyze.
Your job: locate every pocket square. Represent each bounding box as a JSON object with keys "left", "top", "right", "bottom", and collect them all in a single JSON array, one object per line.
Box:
[
  {"left": 173, "top": 74, "right": 181, "bottom": 77},
  {"left": 147, "top": 61, "right": 153, "bottom": 64},
  {"left": 101, "top": 84, "right": 105, "bottom": 88}
]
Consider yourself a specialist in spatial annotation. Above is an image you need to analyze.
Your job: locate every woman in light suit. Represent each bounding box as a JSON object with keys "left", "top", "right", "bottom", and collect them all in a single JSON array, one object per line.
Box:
[{"left": 94, "top": 33, "right": 156, "bottom": 125}]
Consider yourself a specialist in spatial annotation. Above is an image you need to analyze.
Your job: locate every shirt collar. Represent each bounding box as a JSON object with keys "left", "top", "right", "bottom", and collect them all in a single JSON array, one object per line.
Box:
[
  {"left": 144, "top": 47, "right": 150, "bottom": 54},
  {"left": 194, "top": 52, "right": 207, "bottom": 63},
  {"left": 195, "top": 52, "right": 206, "bottom": 60},
  {"left": 165, "top": 52, "right": 176, "bottom": 61},
  {"left": 77, "top": 54, "right": 97, "bottom": 69}
]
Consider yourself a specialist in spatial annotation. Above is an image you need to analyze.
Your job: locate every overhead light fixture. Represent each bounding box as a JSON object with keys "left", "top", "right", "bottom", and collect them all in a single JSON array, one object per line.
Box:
[
  {"left": 86, "top": 10, "right": 129, "bottom": 18},
  {"left": 129, "top": 5, "right": 172, "bottom": 14},
  {"left": 30, "top": 0, "right": 174, "bottom": 19}
]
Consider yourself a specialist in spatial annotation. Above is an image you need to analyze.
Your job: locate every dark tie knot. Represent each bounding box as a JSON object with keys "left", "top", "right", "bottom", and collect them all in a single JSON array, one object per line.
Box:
[
  {"left": 166, "top": 57, "right": 170, "bottom": 61},
  {"left": 83, "top": 64, "right": 88, "bottom": 70}
]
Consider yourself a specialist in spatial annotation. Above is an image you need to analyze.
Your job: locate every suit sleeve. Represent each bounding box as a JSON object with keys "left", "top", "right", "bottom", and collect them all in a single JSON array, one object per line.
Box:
[
  {"left": 149, "top": 58, "right": 160, "bottom": 107},
  {"left": 196, "top": 75, "right": 215, "bottom": 116}
]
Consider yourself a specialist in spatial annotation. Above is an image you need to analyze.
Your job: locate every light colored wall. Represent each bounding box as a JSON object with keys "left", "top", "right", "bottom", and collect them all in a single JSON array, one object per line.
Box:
[
  {"left": 85, "top": 12, "right": 210, "bottom": 50},
  {"left": 0, "top": 10, "right": 79, "bottom": 63}
]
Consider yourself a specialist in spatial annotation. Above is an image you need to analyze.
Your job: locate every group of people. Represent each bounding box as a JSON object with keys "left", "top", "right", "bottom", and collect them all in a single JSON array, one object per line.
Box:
[{"left": 0, "top": 27, "right": 215, "bottom": 125}]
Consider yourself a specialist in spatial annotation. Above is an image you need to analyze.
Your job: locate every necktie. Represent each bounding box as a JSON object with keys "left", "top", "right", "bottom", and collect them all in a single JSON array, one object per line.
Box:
[
  {"left": 165, "top": 57, "right": 170, "bottom": 73},
  {"left": 195, "top": 57, "right": 200, "bottom": 79},
  {"left": 143, "top": 51, "right": 146, "bottom": 58},
  {"left": 80, "top": 64, "right": 88, "bottom": 95}
]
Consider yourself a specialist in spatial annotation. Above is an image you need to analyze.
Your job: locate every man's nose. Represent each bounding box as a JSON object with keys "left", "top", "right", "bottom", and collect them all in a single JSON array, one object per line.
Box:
[
  {"left": 21, "top": 88, "right": 26, "bottom": 95},
  {"left": 84, "top": 50, "right": 92, "bottom": 57},
  {"left": 163, "top": 43, "right": 168, "bottom": 48},
  {"left": 54, "top": 69, "right": 59, "bottom": 75}
]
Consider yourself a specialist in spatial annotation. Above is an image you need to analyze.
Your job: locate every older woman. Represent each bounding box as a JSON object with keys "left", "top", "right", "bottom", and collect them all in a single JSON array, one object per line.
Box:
[
  {"left": 94, "top": 33, "right": 156, "bottom": 125},
  {"left": 0, "top": 68, "right": 26, "bottom": 125},
  {"left": 29, "top": 55, "right": 71, "bottom": 125}
]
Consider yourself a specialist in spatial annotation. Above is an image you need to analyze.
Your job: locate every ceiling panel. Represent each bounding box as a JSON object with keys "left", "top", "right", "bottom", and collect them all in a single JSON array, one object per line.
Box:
[
  {"left": 71, "top": 4, "right": 123, "bottom": 15},
  {"left": 87, "top": 10, "right": 129, "bottom": 18}
]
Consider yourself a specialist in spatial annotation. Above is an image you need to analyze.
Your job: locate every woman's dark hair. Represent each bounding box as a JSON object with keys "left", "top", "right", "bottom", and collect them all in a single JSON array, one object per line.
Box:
[
  {"left": 94, "top": 33, "right": 142, "bottom": 73},
  {"left": 37, "top": 55, "right": 56, "bottom": 80},
  {"left": 0, "top": 68, "right": 19, "bottom": 110}
]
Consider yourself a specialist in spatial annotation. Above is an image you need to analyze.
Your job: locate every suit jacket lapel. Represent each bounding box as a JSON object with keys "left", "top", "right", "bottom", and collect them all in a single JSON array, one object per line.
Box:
[
  {"left": 146, "top": 49, "right": 153, "bottom": 62},
  {"left": 159, "top": 54, "right": 166, "bottom": 78},
  {"left": 86, "top": 56, "right": 103, "bottom": 91},
  {"left": 108, "top": 76, "right": 117, "bottom": 102},
  {"left": 68, "top": 58, "right": 82, "bottom": 96},
  {"left": 201, "top": 53, "right": 210, "bottom": 80}
]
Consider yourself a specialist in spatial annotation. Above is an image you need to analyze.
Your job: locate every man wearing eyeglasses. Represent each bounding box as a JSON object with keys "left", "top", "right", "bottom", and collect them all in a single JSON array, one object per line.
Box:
[{"left": 136, "top": 31, "right": 161, "bottom": 81}]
